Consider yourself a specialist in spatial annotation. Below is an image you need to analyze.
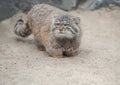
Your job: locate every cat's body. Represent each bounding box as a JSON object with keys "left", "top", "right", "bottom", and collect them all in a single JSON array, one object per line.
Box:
[{"left": 14, "top": 4, "right": 81, "bottom": 58}]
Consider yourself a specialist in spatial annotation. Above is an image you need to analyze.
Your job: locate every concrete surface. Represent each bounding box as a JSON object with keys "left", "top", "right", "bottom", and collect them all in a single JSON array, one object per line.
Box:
[{"left": 0, "top": 6, "right": 120, "bottom": 85}]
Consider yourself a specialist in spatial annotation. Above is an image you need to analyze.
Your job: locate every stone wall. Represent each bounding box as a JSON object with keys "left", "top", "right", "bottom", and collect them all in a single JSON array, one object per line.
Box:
[
  {"left": 84, "top": 0, "right": 120, "bottom": 10},
  {"left": 0, "top": 0, "right": 78, "bottom": 21},
  {"left": 0, "top": 0, "right": 120, "bottom": 21}
]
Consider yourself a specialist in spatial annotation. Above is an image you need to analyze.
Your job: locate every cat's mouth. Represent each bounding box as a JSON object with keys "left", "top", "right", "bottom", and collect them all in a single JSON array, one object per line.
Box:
[
  {"left": 54, "top": 32, "right": 74, "bottom": 39},
  {"left": 54, "top": 32, "right": 66, "bottom": 38},
  {"left": 55, "top": 30, "right": 66, "bottom": 35},
  {"left": 59, "top": 31, "right": 65, "bottom": 34},
  {"left": 57, "top": 33, "right": 66, "bottom": 36},
  {"left": 52, "top": 30, "right": 75, "bottom": 39}
]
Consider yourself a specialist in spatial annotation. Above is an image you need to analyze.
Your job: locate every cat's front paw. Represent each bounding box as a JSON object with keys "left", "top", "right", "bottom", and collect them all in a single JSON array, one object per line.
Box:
[
  {"left": 47, "top": 48, "right": 63, "bottom": 58},
  {"left": 52, "top": 55, "right": 64, "bottom": 58}
]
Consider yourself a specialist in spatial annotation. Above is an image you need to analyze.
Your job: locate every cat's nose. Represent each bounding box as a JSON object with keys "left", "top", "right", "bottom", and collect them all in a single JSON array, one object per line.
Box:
[
  {"left": 59, "top": 28, "right": 63, "bottom": 31},
  {"left": 59, "top": 26, "right": 64, "bottom": 31},
  {"left": 59, "top": 29, "right": 62, "bottom": 31}
]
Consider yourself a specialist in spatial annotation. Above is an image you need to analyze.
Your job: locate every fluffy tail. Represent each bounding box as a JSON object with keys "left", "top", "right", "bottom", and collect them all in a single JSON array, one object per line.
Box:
[{"left": 14, "top": 19, "right": 32, "bottom": 37}]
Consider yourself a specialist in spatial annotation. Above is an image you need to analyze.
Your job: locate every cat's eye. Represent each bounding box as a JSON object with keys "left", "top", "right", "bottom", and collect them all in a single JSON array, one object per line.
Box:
[
  {"left": 64, "top": 24, "right": 67, "bottom": 26},
  {"left": 55, "top": 23, "right": 60, "bottom": 25},
  {"left": 64, "top": 23, "right": 69, "bottom": 26},
  {"left": 66, "top": 27, "right": 71, "bottom": 30}
]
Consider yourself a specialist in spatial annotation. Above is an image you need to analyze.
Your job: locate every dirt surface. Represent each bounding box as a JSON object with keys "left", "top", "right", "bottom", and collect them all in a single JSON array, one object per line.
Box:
[{"left": 0, "top": 7, "right": 120, "bottom": 85}]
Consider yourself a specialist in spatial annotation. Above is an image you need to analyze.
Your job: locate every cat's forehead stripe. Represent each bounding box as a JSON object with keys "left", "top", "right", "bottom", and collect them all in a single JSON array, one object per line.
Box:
[{"left": 59, "top": 15, "right": 71, "bottom": 22}]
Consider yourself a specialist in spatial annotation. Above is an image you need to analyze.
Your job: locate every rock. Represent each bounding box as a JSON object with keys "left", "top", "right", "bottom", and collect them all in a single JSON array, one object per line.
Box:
[
  {"left": 0, "top": 0, "right": 120, "bottom": 21},
  {"left": 49, "top": 0, "right": 77, "bottom": 11},
  {"left": 0, "top": 0, "right": 77, "bottom": 21},
  {"left": 84, "top": 0, "right": 120, "bottom": 10}
]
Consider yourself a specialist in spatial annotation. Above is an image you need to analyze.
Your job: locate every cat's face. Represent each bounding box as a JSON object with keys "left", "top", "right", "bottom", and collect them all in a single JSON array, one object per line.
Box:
[{"left": 51, "top": 15, "right": 80, "bottom": 39}]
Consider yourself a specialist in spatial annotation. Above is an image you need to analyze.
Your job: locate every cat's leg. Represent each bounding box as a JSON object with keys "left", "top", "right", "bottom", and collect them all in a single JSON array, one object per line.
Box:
[
  {"left": 64, "top": 49, "right": 79, "bottom": 57},
  {"left": 36, "top": 43, "right": 46, "bottom": 51},
  {"left": 34, "top": 33, "right": 46, "bottom": 51},
  {"left": 46, "top": 47, "right": 63, "bottom": 58}
]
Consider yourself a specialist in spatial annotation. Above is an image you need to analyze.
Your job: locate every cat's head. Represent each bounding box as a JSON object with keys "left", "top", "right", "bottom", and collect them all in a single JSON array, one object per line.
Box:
[{"left": 51, "top": 15, "right": 80, "bottom": 39}]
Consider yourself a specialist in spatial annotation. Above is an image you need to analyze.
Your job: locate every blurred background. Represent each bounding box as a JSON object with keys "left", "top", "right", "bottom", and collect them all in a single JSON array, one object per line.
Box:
[{"left": 0, "top": 0, "right": 120, "bottom": 21}]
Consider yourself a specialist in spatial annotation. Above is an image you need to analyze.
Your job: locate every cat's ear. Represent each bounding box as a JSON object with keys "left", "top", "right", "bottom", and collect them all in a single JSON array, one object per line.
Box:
[{"left": 73, "top": 17, "right": 80, "bottom": 25}]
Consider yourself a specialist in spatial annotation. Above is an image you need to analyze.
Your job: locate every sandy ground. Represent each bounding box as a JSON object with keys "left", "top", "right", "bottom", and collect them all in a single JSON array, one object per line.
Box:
[{"left": 0, "top": 7, "right": 120, "bottom": 85}]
